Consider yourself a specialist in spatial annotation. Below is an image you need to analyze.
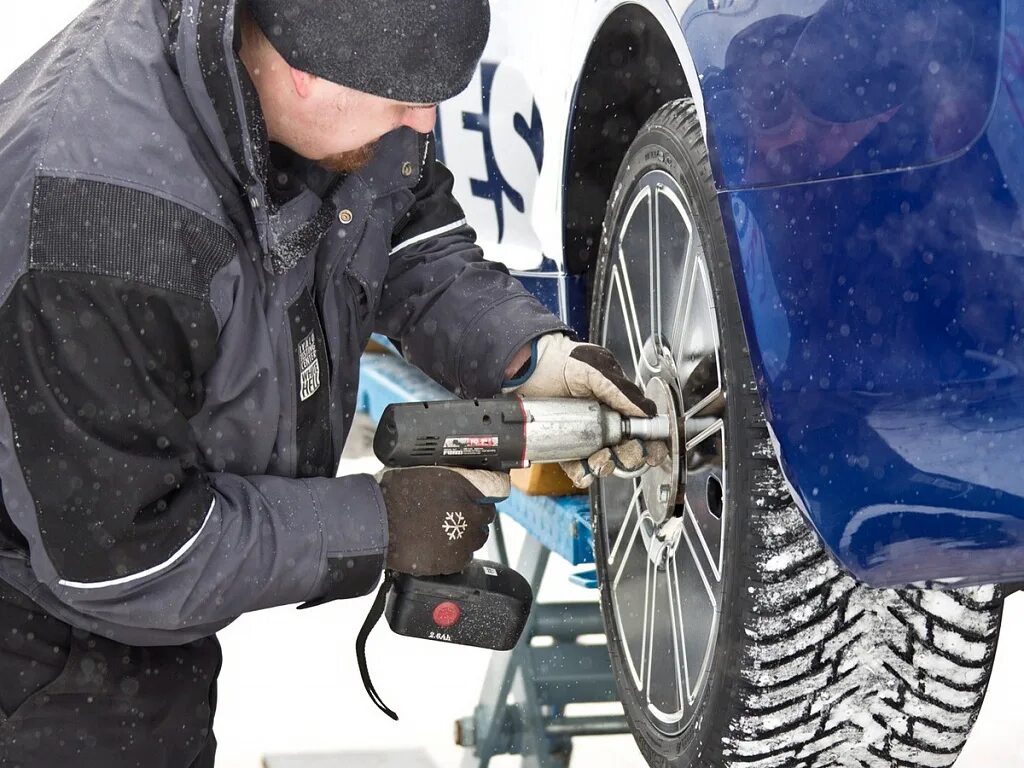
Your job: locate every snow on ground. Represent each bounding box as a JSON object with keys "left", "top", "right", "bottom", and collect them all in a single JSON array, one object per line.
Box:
[{"left": 4, "top": 6, "right": 1024, "bottom": 767}]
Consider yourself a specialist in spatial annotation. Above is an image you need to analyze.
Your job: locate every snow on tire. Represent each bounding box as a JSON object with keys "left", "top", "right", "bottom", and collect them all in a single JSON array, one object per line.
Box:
[{"left": 725, "top": 461, "right": 1002, "bottom": 768}]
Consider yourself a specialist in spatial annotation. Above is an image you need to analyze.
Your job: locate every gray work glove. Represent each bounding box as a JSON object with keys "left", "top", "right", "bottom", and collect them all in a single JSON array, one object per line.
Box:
[
  {"left": 377, "top": 467, "right": 511, "bottom": 575},
  {"left": 505, "top": 333, "right": 669, "bottom": 488}
]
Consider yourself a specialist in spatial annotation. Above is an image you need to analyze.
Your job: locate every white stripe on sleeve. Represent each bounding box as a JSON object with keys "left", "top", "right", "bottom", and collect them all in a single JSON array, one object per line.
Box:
[
  {"left": 389, "top": 218, "right": 468, "bottom": 256},
  {"left": 57, "top": 497, "right": 216, "bottom": 590}
]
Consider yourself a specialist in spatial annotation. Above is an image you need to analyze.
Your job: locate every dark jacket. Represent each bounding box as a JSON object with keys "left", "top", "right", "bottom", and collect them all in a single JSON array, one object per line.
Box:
[{"left": 0, "top": 0, "right": 565, "bottom": 645}]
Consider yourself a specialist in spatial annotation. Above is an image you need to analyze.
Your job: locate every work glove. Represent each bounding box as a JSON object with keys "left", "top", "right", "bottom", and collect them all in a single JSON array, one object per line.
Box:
[
  {"left": 505, "top": 333, "right": 670, "bottom": 488},
  {"left": 378, "top": 466, "right": 510, "bottom": 576}
]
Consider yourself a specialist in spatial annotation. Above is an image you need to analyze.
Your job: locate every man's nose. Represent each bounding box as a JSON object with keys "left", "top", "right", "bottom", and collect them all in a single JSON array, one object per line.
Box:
[{"left": 402, "top": 106, "right": 437, "bottom": 134}]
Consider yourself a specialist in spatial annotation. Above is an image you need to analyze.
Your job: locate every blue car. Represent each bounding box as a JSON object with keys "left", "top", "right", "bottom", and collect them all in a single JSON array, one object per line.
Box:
[{"left": 437, "top": 1, "right": 1017, "bottom": 765}]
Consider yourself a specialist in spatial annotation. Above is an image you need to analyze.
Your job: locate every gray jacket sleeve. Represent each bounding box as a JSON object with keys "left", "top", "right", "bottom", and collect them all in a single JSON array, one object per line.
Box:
[
  {"left": 376, "top": 136, "right": 568, "bottom": 397},
  {"left": 0, "top": 268, "right": 386, "bottom": 642}
]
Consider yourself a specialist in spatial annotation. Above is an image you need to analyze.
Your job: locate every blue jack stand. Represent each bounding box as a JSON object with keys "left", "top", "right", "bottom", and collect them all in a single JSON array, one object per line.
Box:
[{"left": 356, "top": 349, "right": 630, "bottom": 767}]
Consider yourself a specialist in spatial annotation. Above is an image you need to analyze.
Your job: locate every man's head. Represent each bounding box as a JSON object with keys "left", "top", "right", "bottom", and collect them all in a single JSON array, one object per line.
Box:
[{"left": 238, "top": 0, "right": 490, "bottom": 173}]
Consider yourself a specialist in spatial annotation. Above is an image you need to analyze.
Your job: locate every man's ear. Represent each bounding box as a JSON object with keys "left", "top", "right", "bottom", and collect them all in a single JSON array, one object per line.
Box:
[{"left": 288, "top": 66, "right": 316, "bottom": 99}]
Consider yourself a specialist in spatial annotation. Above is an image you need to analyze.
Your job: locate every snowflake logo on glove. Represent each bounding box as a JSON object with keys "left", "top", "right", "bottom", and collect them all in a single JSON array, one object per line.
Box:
[{"left": 442, "top": 511, "right": 468, "bottom": 541}]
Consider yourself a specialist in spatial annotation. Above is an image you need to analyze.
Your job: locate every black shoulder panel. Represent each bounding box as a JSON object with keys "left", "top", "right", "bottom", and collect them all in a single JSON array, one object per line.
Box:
[
  {"left": 0, "top": 271, "right": 218, "bottom": 583},
  {"left": 30, "top": 176, "right": 234, "bottom": 300}
]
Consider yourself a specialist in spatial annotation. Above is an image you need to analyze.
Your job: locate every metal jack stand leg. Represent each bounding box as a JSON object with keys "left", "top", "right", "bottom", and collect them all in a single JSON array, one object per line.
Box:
[{"left": 456, "top": 520, "right": 628, "bottom": 768}]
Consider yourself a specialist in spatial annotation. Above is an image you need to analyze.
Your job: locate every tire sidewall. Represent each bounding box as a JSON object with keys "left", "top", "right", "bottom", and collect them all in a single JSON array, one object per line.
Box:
[{"left": 589, "top": 101, "right": 759, "bottom": 766}]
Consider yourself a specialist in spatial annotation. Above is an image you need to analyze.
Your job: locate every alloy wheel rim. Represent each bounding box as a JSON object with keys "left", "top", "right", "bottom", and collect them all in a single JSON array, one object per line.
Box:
[{"left": 597, "top": 170, "right": 728, "bottom": 734}]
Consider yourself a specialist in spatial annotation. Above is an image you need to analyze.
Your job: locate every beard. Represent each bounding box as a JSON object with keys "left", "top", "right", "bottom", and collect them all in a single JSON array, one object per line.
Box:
[{"left": 318, "top": 141, "right": 379, "bottom": 174}]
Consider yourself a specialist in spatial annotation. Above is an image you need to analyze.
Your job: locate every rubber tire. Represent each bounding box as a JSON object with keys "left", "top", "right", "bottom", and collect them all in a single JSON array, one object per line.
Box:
[{"left": 590, "top": 99, "right": 1004, "bottom": 768}]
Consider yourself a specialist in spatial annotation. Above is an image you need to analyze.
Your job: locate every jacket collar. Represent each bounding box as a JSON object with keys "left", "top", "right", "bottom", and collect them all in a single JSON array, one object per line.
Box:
[{"left": 163, "top": 0, "right": 427, "bottom": 274}]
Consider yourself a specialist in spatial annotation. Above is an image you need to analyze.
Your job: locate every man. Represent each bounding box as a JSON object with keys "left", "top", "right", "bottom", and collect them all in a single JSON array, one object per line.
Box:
[{"left": 0, "top": 0, "right": 665, "bottom": 765}]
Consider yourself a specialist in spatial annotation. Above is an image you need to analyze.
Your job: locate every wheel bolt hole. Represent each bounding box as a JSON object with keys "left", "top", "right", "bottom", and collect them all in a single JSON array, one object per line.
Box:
[{"left": 707, "top": 475, "right": 723, "bottom": 520}]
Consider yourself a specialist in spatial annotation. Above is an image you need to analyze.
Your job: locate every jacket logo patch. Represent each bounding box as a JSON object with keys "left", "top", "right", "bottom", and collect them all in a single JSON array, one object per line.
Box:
[{"left": 298, "top": 332, "right": 321, "bottom": 401}]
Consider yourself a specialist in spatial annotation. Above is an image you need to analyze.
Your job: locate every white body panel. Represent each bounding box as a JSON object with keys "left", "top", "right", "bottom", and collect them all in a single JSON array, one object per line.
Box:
[{"left": 438, "top": 1, "right": 706, "bottom": 275}]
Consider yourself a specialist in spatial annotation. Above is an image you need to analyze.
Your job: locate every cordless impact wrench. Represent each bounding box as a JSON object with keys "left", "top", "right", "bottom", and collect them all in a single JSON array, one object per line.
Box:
[{"left": 373, "top": 397, "right": 672, "bottom": 652}]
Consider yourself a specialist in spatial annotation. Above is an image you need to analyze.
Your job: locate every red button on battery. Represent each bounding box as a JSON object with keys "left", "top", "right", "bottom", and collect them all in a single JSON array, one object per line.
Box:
[{"left": 432, "top": 601, "right": 461, "bottom": 628}]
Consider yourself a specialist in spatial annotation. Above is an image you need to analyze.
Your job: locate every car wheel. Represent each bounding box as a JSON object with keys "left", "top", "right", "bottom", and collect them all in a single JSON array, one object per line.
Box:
[{"left": 589, "top": 99, "right": 1004, "bottom": 767}]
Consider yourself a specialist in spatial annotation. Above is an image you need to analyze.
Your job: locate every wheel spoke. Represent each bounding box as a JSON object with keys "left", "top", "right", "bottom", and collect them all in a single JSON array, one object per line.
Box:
[
  {"left": 676, "top": 518, "right": 718, "bottom": 700},
  {"left": 668, "top": 555, "right": 688, "bottom": 707},
  {"left": 651, "top": 185, "right": 663, "bottom": 353},
  {"left": 658, "top": 185, "right": 695, "bottom": 354},
  {"left": 641, "top": 550, "right": 657, "bottom": 696},
  {"left": 669, "top": 258, "right": 697, "bottom": 353},
  {"left": 685, "top": 420, "right": 726, "bottom": 580},
  {"left": 612, "top": 507, "right": 645, "bottom": 592},
  {"left": 617, "top": 186, "right": 661, "bottom": 374},
  {"left": 603, "top": 272, "right": 640, "bottom": 384},
  {"left": 682, "top": 357, "right": 724, "bottom": 421},
  {"left": 682, "top": 497, "right": 719, "bottom": 593},
  {"left": 618, "top": 186, "right": 651, "bottom": 330},
  {"left": 685, "top": 417, "right": 725, "bottom": 454},
  {"left": 613, "top": 513, "right": 652, "bottom": 691},
  {"left": 674, "top": 258, "right": 721, "bottom": 410},
  {"left": 646, "top": 563, "right": 685, "bottom": 721},
  {"left": 612, "top": 265, "right": 644, "bottom": 377},
  {"left": 601, "top": 475, "right": 642, "bottom": 554},
  {"left": 609, "top": 482, "right": 643, "bottom": 567}
]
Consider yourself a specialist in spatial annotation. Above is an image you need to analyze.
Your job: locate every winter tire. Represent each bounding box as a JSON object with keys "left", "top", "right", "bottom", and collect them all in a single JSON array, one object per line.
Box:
[{"left": 589, "top": 99, "right": 1004, "bottom": 768}]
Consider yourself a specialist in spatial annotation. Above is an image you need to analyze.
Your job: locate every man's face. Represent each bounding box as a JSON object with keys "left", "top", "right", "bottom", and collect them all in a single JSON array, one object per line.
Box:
[
  {"left": 240, "top": 30, "right": 437, "bottom": 175},
  {"left": 308, "top": 81, "right": 438, "bottom": 173}
]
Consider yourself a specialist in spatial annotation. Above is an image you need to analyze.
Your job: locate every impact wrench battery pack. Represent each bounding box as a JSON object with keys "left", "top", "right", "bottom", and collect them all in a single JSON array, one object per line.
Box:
[{"left": 385, "top": 560, "right": 533, "bottom": 650}]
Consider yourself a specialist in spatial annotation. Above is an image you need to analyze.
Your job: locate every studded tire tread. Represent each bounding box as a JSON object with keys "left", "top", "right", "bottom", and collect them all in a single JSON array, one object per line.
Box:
[{"left": 722, "top": 460, "right": 1002, "bottom": 768}]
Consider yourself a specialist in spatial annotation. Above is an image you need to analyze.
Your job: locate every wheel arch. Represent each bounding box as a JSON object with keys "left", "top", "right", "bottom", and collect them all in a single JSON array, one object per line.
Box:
[{"left": 562, "top": 4, "right": 697, "bottom": 280}]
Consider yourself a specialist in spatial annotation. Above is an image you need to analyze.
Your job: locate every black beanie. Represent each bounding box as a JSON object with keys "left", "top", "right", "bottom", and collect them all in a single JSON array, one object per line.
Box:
[{"left": 247, "top": 0, "right": 491, "bottom": 104}]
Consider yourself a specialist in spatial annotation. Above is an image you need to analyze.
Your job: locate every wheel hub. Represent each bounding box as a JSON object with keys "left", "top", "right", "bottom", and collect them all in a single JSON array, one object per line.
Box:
[{"left": 641, "top": 370, "right": 681, "bottom": 527}]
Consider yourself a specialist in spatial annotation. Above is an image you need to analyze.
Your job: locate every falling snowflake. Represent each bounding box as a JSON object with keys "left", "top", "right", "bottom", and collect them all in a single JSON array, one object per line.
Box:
[{"left": 442, "top": 511, "right": 468, "bottom": 541}]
